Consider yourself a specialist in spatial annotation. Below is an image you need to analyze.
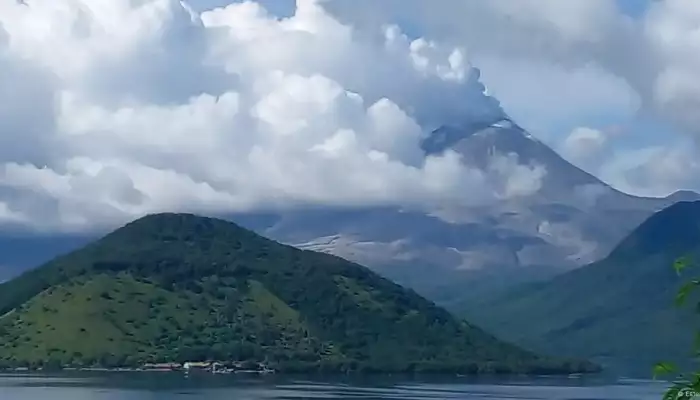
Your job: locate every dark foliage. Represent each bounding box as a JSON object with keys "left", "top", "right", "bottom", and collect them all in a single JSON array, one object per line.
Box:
[{"left": 462, "top": 201, "right": 700, "bottom": 364}]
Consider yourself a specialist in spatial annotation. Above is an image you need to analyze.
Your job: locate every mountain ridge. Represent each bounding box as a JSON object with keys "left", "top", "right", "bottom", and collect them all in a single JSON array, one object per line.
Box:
[
  {"left": 280, "top": 122, "right": 695, "bottom": 306},
  {"left": 0, "top": 213, "right": 596, "bottom": 374},
  {"left": 460, "top": 201, "right": 700, "bottom": 364}
]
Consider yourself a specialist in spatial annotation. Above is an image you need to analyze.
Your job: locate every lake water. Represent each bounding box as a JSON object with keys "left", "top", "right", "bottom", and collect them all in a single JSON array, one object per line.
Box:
[{"left": 0, "top": 372, "right": 670, "bottom": 399}]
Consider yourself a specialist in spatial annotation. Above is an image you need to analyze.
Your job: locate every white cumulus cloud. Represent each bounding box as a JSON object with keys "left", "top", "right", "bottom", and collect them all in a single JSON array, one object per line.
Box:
[
  {"left": 560, "top": 127, "right": 608, "bottom": 165},
  {"left": 0, "top": 0, "right": 547, "bottom": 232},
  {"left": 324, "top": 0, "right": 700, "bottom": 196},
  {"left": 599, "top": 143, "right": 700, "bottom": 197}
]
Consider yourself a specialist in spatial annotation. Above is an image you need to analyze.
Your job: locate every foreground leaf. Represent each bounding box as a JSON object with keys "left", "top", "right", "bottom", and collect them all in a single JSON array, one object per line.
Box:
[
  {"left": 654, "top": 362, "right": 677, "bottom": 378},
  {"left": 675, "top": 257, "right": 693, "bottom": 276},
  {"left": 676, "top": 281, "right": 700, "bottom": 306}
]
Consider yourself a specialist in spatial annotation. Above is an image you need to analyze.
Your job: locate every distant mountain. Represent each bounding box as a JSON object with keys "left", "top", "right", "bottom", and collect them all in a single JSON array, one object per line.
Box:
[
  {"left": 460, "top": 201, "right": 700, "bottom": 365},
  {"left": 0, "top": 213, "right": 596, "bottom": 374},
  {"left": 425, "top": 118, "right": 605, "bottom": 198},
  {"left": 257, "top": 120, "right": 694, "bottom": 306},
  {"left": 0, "top": 118, "right": 697, "bottom": 309},
  {"left": 665, "top": 190, "right": 700, "bottom": 203}
]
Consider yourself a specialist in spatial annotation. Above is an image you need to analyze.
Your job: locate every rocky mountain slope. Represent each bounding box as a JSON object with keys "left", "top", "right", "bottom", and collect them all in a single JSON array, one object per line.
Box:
[{"left": 246, "top": 119, "right": 696, "bottom": 304}]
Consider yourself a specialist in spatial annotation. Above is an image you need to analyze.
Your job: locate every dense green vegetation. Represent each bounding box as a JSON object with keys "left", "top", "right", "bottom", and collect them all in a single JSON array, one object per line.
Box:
[
  {"left": 656, "top": 258, "right": 700, "bottom": 400},
  {"left": 461, "top": 201, "right": 700, "bottom": 364},
  {"left": 0, "top": 213, "right": 596, "bottom": 373}
]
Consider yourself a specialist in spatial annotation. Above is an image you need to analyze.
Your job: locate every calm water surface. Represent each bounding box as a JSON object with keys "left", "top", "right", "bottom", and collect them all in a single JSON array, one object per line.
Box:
[{"left": 0, "top": 372, "right": 669, "bottom": 399}]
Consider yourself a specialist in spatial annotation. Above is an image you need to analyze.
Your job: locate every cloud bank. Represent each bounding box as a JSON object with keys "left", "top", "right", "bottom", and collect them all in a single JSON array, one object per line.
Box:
[
  {"left": 326, "top": 0, "right": 700, "bottom": 139},
  {"left": 3, "top": 0, "right": 699, "bottom": 232},
  {"left": 324, "top": 0, "right": 700, "bottom": 196},
  {"left": 0, "top": 0, "right": 549, "bottom": 232}
]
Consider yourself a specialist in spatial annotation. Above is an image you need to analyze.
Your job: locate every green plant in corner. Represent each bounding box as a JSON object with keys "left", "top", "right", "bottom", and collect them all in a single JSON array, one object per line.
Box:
[{"left": 656, "top": 257, "right": 700, "bottom": 400}]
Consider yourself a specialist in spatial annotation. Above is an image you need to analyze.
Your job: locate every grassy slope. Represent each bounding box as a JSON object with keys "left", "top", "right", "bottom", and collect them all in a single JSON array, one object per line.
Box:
[
  {"left": 462, "top": 201, "right": 700, "bottom": 363},
  {"left": 0, "top": 213, "right": 596, "bottom": 373},
  {"left": 0, "top": 273, "right": 316, "bottom": 367}
]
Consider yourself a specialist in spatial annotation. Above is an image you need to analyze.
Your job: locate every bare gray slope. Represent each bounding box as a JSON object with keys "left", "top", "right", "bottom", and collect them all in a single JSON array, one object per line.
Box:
[{"left": 257, "top": 120, "right": 690, "bottom": 303}]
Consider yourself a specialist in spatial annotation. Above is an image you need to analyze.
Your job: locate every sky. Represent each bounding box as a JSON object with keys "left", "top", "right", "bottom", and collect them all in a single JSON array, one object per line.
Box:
[{"left": 0, "top": 0, "right": 699, "bottom": 233}]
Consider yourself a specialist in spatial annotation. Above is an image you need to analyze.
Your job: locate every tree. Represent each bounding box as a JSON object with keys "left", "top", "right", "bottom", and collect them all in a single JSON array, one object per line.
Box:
[{"left": 656, "top": 257, "right": 700, "bottom": 400}]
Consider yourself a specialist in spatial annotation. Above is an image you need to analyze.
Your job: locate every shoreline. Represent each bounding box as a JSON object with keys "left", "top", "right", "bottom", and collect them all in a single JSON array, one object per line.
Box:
[{"left": 0, "top": 367, "right": 602, "bottom": 378}]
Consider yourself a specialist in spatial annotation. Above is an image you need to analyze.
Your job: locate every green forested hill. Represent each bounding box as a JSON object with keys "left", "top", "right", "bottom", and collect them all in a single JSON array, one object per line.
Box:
[
  {"left": 461, "top": 201, "right": 700, "bottom": 365},
  {"left": 0, "top": 213, "right": 595, "bottom": 373}
]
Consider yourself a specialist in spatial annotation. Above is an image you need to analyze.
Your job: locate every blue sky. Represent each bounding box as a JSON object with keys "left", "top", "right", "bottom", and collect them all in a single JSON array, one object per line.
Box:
[
  {"left": 191, "top": 0, "right": 296, "bottom": 15},
  {"left": 617, "top": 0, "right": 650, "bottom": 16}
]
